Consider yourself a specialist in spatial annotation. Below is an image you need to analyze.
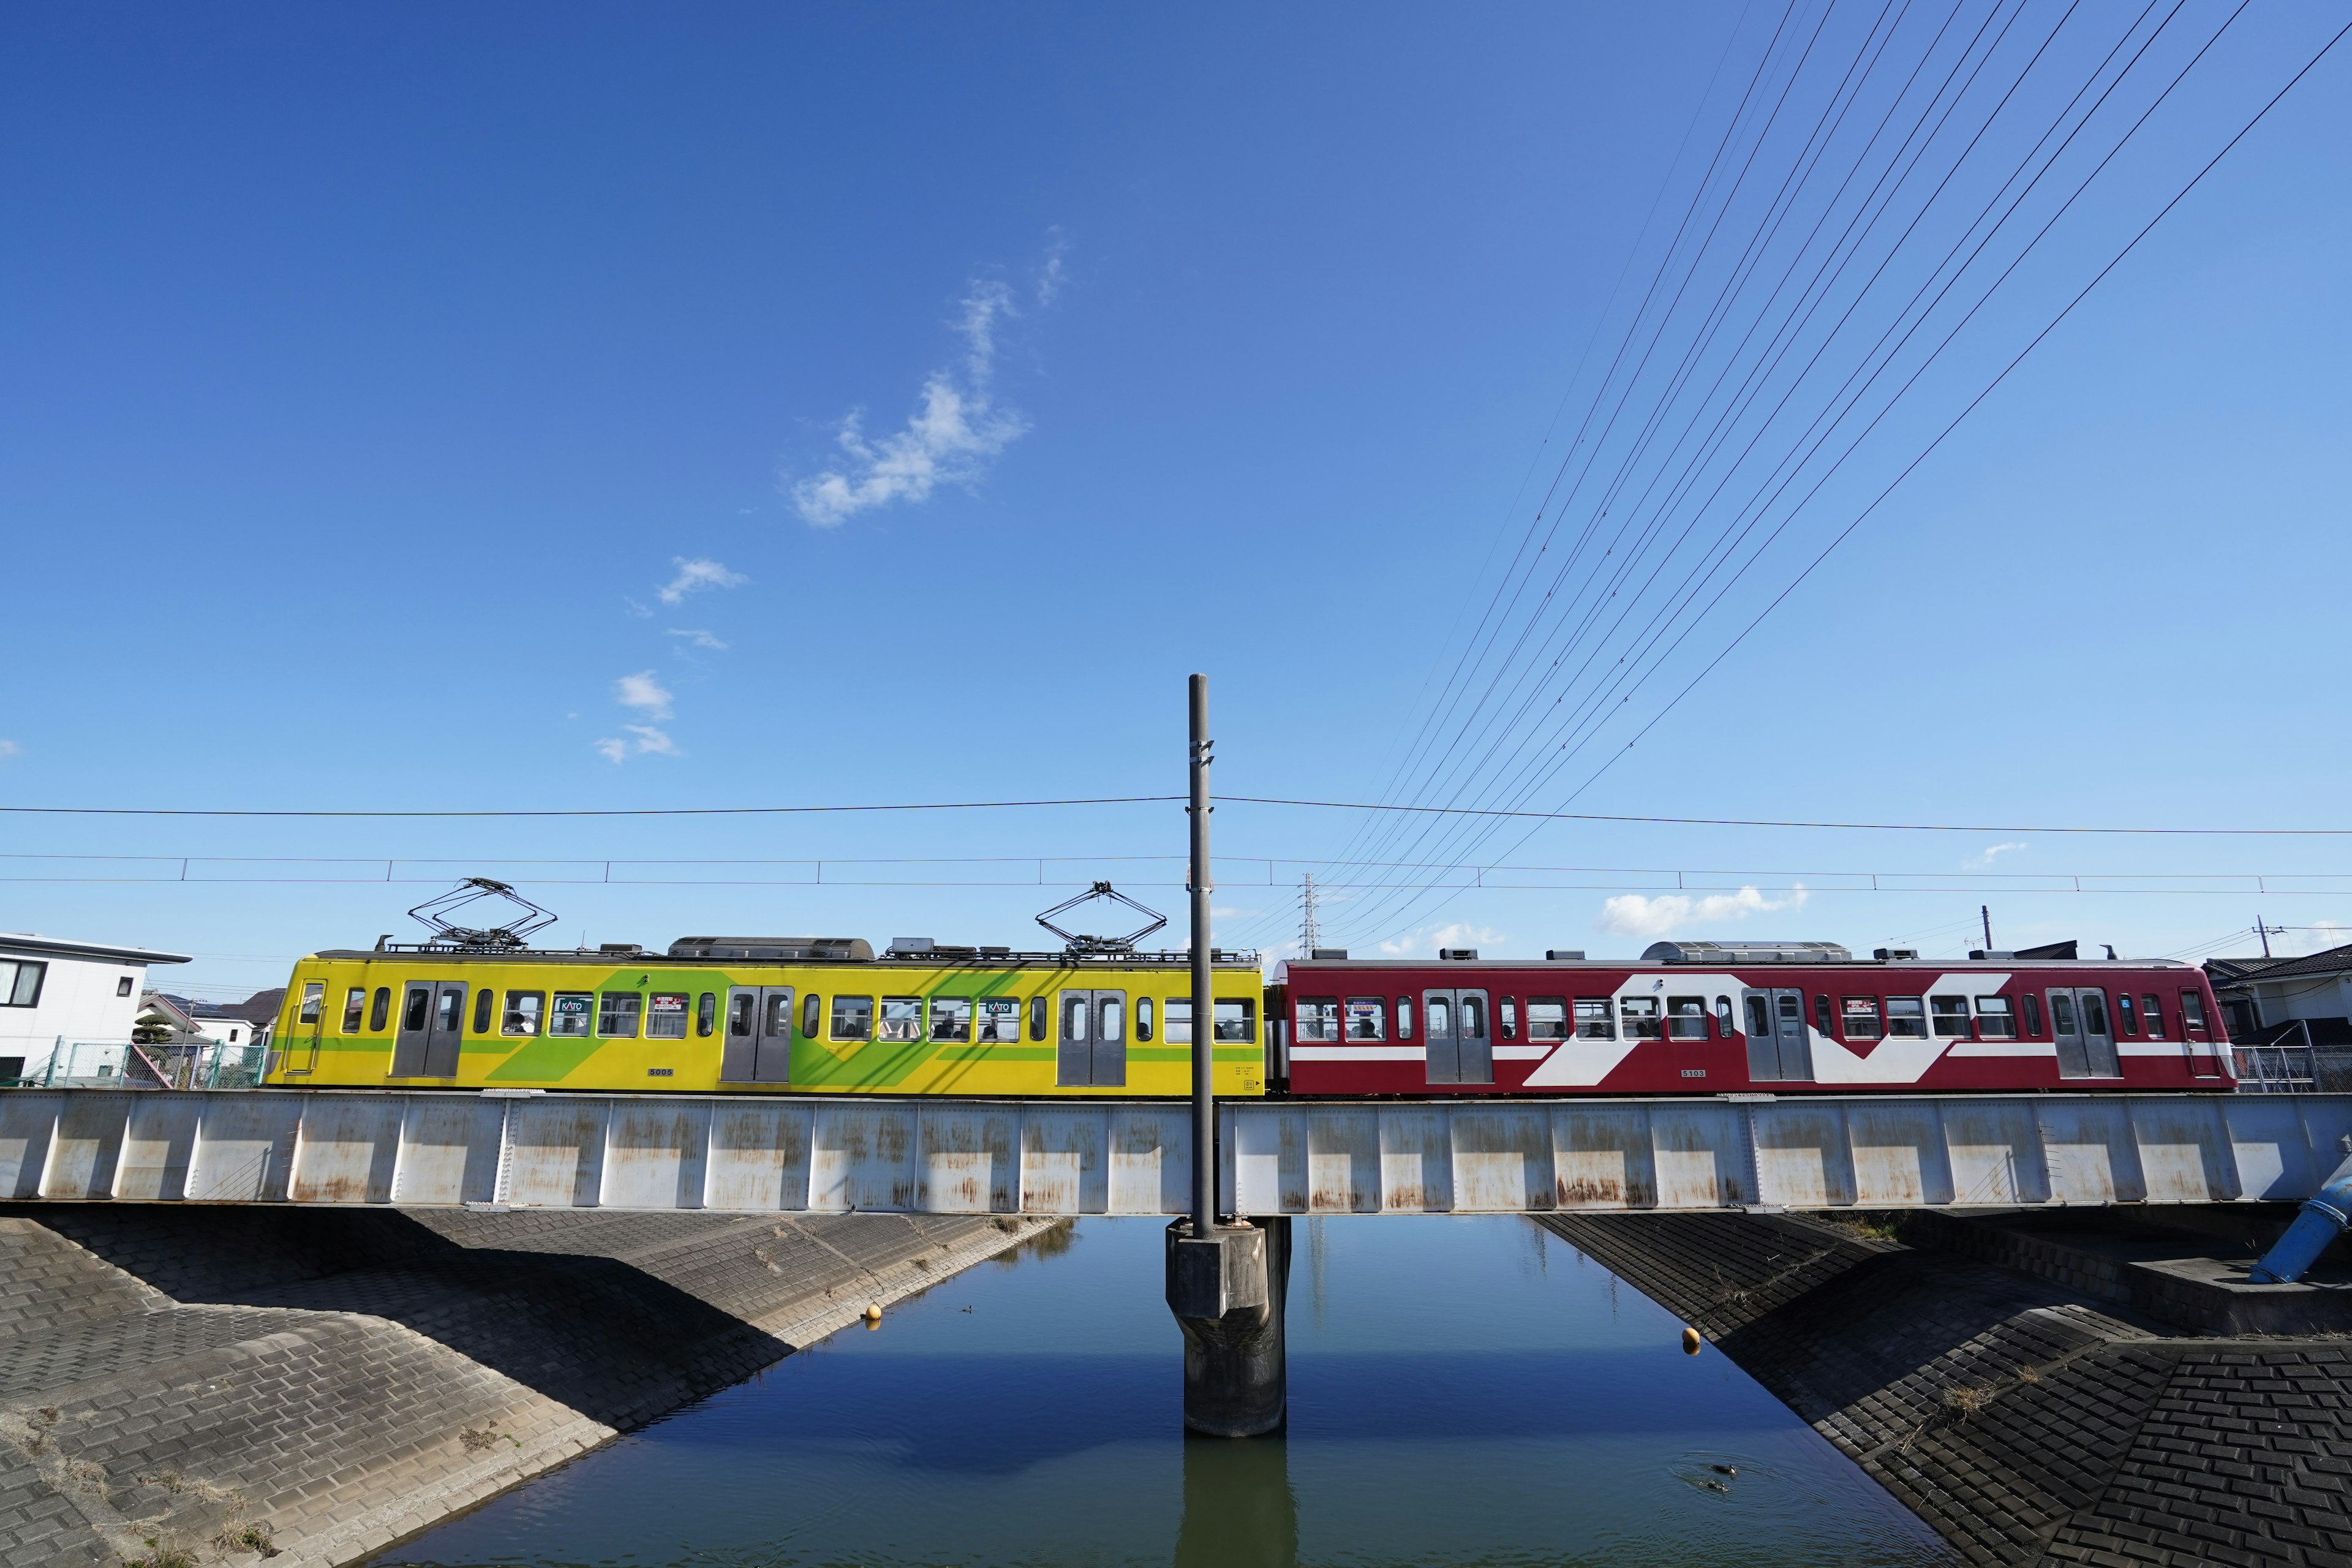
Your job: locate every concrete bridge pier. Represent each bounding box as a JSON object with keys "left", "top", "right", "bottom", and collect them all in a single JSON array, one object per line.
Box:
[{"left": 1165, "top": 1215, "right": 1291, "bottom": 1436}]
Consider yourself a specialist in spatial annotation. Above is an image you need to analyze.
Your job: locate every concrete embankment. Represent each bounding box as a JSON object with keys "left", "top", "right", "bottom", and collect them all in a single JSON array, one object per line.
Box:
[
  {"left": 1537, "top": 1207, "right": 2352, "bottom": 1568},
  {"left": 0, "top": 1203, "right": 1058, "bottom": 1568}
]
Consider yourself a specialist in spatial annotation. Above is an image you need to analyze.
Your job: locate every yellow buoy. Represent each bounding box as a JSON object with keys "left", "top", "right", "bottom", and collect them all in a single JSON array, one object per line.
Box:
[
  {"left": 1681, "top": 1326, "right": 1702, "bottom": 1355},
  {"left": 862, "top": 1302, "right": 883, "bottom": 1326}
]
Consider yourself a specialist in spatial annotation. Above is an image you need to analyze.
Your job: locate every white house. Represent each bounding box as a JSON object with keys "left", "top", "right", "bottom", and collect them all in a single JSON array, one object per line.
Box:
[{"left": 0, "top": 932, "right": 192, "bottom": 1084}]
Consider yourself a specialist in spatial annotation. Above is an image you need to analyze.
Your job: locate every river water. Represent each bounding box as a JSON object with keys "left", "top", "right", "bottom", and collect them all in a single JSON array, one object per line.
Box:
[{"left": 374, "top": 1217, "right": 1953, "bottom": 1567}]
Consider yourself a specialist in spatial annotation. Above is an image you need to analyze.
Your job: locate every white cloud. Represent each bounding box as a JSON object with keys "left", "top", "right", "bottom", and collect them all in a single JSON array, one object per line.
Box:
[
  {"left": 666, "top": 628, "right": 728, "bottom": 650},
  {"left": 788, "top": 279, "right": 1031, "bottom": 526},
  {"left": 658, "top": 557, "right": 748, "bottom": 605},
  {"left": 1595, "top": 885, "right": 1809, "bottom": 939},
  {"left": 2283, "top": 921, "right": 2352, "bottom": 957},
  {"left": 0, "top": 739, "right": 18, "bottom": 761},
  {"left": 1376, "top": 921, "right": 1505, "bottom": 957},
  {"left": 1965, "top": 841, "right": 2027, "bottom": 870},
  {"left": 594, "top": 725, "right": 679, "bottom": 764},
  {"left": 1036, "top": 228, "right": 1068, "bottom": 306},
  {"left": 614, "top": 671, "right": 673, "bottom": 720},
  {"left": 622, "top": 597, "right": 653, "bottom": 619}
]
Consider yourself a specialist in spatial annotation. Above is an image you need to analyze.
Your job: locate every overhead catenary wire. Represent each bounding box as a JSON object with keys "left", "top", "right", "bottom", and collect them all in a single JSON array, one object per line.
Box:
[{"left": 3, "top": 792, "right": 2346, "bottom": 834}]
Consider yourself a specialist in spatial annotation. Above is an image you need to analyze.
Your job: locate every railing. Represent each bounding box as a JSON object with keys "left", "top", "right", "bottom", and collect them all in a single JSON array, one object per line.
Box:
[{"left": 2237, "top": 1020, "right": 2321, "bottom": 1094}]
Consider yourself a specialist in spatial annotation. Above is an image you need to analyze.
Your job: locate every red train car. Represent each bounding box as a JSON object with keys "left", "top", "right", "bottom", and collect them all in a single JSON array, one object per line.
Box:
[{"left": 1268, "top": 940, "right": 2233, "bottom": 1096}]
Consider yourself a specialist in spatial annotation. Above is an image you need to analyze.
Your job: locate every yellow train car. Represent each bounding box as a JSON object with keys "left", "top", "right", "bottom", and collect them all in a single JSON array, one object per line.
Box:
[{"left": 264, "top": 935, "right": 1267, "bottom": 1097}]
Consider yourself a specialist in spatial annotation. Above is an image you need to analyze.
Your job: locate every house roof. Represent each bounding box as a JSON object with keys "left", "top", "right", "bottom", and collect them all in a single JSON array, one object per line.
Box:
[
  {"left": 2206, "top": 944, "right": 2352, "bottom": 984},
  {"left": 0, "top": 932, "right": 191, "bottom": 967}
]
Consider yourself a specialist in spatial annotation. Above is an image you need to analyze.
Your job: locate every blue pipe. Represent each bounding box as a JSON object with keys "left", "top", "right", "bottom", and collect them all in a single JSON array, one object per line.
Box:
[{"left": 2250, "top": 1160, "right": 2352, "bottom": 1284}]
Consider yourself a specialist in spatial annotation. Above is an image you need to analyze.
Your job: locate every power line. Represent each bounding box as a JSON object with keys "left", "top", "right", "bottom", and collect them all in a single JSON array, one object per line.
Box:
[
  {"left": 3, "top": 792, "right": 2345, "bottom": 835},
  {"left": 0, "top": 795, "right": 1182, "bottom": 820}
]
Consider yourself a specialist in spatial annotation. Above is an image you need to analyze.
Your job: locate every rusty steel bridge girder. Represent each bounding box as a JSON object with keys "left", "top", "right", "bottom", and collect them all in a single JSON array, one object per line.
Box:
[{"left": 0, "top": 1088, "right": 2346, "bottom": 1215}]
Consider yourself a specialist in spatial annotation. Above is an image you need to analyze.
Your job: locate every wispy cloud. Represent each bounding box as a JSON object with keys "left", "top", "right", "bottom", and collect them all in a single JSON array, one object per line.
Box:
[
  {"left": 1036, "top": 228, "right": 1068, "bottom": 306},
  {"left": 788, "top": 278, "right": 1032, "bottom": 526},
  {"left": 595, "top": 725, "right": 678, "bottom": 764},
  {"left": 658, "top": 557, "right": 748, "bottom": 605},
  {"left": 613, "top": 671, "right": 674, "bottom": 720},
  {"left": 666, "top": 628, "right": 728, "bottom": 651},
  {"left": 0, "top": 739, "right": 18, "bottom": 761},
  {"left": 1965, "top": 841, "right": 2027, "bottom": 871},
  {"left": 1596, "top": 886, "right": 1809, "bottom": 939},
  {"left": 1376, "top": 921, "right": 1504, "bottom": 958}
]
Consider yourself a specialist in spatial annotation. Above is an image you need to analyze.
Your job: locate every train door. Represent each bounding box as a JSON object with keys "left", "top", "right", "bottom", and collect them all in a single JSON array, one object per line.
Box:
[
  {"left": 1741, "top": 987, "right": 1813, "bottom": 1082},
  {"left": 1057, "top": 989, "right": 1128, "bottom": 1088},
  {"left": 393, "top": 979, "right": 466, "bottom": 1077},
  {"left": 722, "top": 986, "right": 794, "bottom": 1083},
  {"left": 1421, "top": 988, "right": 1493, "bottom": 1085},
  {"left": 2049, "top": 988, "right": 2120, "bottom": 1078}
]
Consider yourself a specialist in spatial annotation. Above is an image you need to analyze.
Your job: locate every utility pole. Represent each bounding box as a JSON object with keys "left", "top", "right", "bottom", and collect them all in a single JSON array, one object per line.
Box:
[
  {"left": 1188, "top": 673, "right": 1215, "bottom": 1236},
  {"left": 1166, "top": 671, "right": 1287, "bottom": 1438},
  {"left": 2258, "top": 916, "right": 2281, "bottom": 959},
  {"left": 1981, "top": 905, "right": 1994, "bottom": 952},
  {"left": 1299, "top": 871, "right": 1321, "bottom": 957}
]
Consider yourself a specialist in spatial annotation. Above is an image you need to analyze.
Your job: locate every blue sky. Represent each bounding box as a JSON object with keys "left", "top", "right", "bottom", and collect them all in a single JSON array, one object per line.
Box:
[{"left": 2, "top": 1, "right": 2347, "bottom": 1001}]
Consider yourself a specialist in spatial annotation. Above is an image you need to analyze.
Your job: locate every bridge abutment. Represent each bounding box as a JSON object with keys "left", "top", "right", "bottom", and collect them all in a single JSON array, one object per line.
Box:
[{"left": 1166, "top": 1215, "right": 1290, "bottom": 1436}]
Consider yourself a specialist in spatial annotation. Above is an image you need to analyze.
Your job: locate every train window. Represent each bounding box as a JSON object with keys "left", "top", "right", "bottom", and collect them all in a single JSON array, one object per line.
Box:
[
  {"left": 1062, "top": 995, "right": 1090, "bottom": 1042},
  {"left": 342, "top": 987, "right": 368, "bottom": 1033},
  {"left": 1745, "top": 995, "right": 1770, "bottom": 1038},
  {"left": 2179, "top": 990, "right": 2209, "bottom": 1033},
  {"left": 2141, "top": 993, "right": 2165, "bottom": 1038},
  {"left": 1029, "top": 995, "right": 1047, "bottom": 1041},
  {"left": 1841, "top": 997, "right": 1883, "bottom": 1040},
  {"left": 1298, "top": 999, "right": 1340, "bottom": 1042},
  {"left": 1930, "top": 995, "right": 1971, "bottom": 1037},
  {"left": 1618, "top": 997, "right": 1660, "bottom": 1040},
  {"left": 931, "top": 997, "right": 973, "bottom": 1042},
  {"left": 473, "top": 988, "right": 496, "bottom": 1035},
  {"left": 1525, "top": 998, "right": 1566, "bottom": 1041},
  {"left": 504, "top": 992, "right": 545, "bottom": 1036},
  {"left": 727, "top": 994, "right": 754, "bottom": 1036},
  {"left": 1716, "top": 995, "right": 1735, "bottom": 1038},
  {"left": 551, "top": 992, "right": 593, "bottom": 1037},
  {"left": 1975, "top": 996, "right": 2015, "bottom": 1038},
  {"left": 1426, "top": 995, "right": 1452, "bottom": 1040},
  {"left": 1667, "top": 997, "right": 1707, "bottom": 1039},
  {"left": 1346, "top": 998, "right": 1387, "bottom": 1039},
  {"left": 2079, "top": 991, "right": 2109, "bottom": 1036},
  {"left": 764, "top": 993, "right": 791, "bottom": 1036},
  {"left": 877, "top": 997, "right": 922, "bottom": 1042},
  {"left": 1215, "top": 998, "right": 1256, "bottom": 1042},
  {"left": 2022, "top": 993, "right": 2043, "bottom": 1035},
  {"left": 696, "top": 992, "right": 716, "bottom": 1038},
  {"left": 1396, "top": 998, "right": 1414, "bottom": 1038},
  {"left": 1574, "top": 999, "right": 1615, "bottom": 1040},
  {"left": 1167, "top": 998, "right": 1193, "bottom": 1043},
  {"left": 370, "top": 987, "right": 391, "bottom": 1030},
  {"left": 598, "top": 992, "right": 642, "bottom": 1038},
  {"left": 2049, "top": 992, "right": 2078, "bottom": 1036},
  {"left": 2116, "top": 993, "right": 2139, "bottom": 1036},
  {"left": 1102, "top": 997, "right": 1125, "bottom": 1042},
  {"left": 647, "top": 993, "right": 689, "bottom": 1039},
  {"left": 979, "top": 998, "right": 1020, "bottom": 1043},
  {"left": 802, "top": 993, "right": 821, "bottom": 1038},
  {"left": 403, "top": 987, "right": 431, "bottom": 1032},
  {"left": 1137, "top": 998, "right": 1153, "bottom": 1041},
  {"left": 1812, "top": 995, "right": 1834, "bottom": 1036},
  {"left": 1457, "top": 996, "right": 1484, "bottom": 1039},
  {"left": 298, "top": 982, "right": 325, "bottom": 1025},
  {"left": 1885, "top": 997, "right": 1927, "bottom": 1039},
  {"left": 437, "top": 988, "right": 467, "bottom": 1035},
  {"left": 831, "top": 996, "right": 874, "bottom": 1042},
  {"left": 1499, "top": 1000, "right": 1518, "bottom": 1041}
]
